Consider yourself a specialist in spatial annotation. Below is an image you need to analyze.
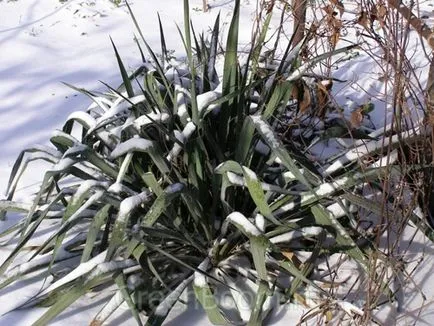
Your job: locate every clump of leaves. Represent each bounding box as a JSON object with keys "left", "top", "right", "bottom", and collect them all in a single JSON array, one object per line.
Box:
[{"left": 0, "top": 1, "right": 431, "bottom": 325}]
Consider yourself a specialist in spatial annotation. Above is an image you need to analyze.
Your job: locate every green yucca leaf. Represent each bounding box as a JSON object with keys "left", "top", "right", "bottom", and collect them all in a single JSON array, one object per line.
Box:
[
  {"left": 39, "top": 182, "right": 108, "bottom": 264},
  {"left": 117, "top": 152, "right": 134, "bottom": 184},
  {"left": 80, "top": 147, "right": 121, "bottom": 180},
  {"left": 288, "top": 230, "right": 326, "bottom": 297},
  {"left": 193, "top": 258, "right": 229, "bottom": 325},
  {"left": 157, "top": 13, "right": 168, "bottom": 64},
  {"left": 183, "top": 0, "right": 198, "bottom": 124},
  {"left": 115, "top": 273, "right": 143, "bottom": 326},
  {"left": 219, "top": 0, "right": 240, "bottom": 147},
  {"left": 110, "top": 37, "right": 135, "bottom": 98},
  {"left": 272, "top": 166, "right": 396, "bottom": 216},
  {"left": 147, "top": 274, "right": 194, "bottom": 326},
  {"left": 50, "top": 130, "right": 80, "bottom": 151},
  {"left": 207, "top": 13, "right": 220, "bottom": 87},
  {"left": 110, "top": 137, "right": 170, "bottom": 174},
  {"left": 324, "top": 127, "right": 423, "bottom": 175},
  {"left": 143, "top": 72, "right": 166, "bottom": 110},
  {"left": 311, "top": 204, "right": 393, "bottom": 298},
  {"left": 81, "top": 204, "right": 111, "bottom": 263},
  {"left": 248, "top": 281, "right": 270, "bottom": 326},
  {"left": 276, "top": 254, "right": 327, "bottom": 295},
  {"left": 250, "top": 9, "right": 273, "bottom": 77},
  {"left": 33, "top": 275, "right": 107, "bottom": 326},
  {"left": 193, "top": 285, "right": 229, "bottom": 325},
  {"left": 0, "top": 193, "right": 71, "bottom": 289},
  {"left": 126, "top": 2, "right": 174, "bottom": 101},
  {"left": 190, "top": 21, "right": 202, "bottom": 63},
  {"left": 241, "top": 166, "right": 282, "bottom": 225},
  {"left": 250, "top": 115, "right": 312, "bottom": 187},
  {"left": 141, "top": 183, "right": 185, "bottom": 227},
  {"left": 311, "top": 205, "right": 367, "bottom": 266},
  {"left": 26, "top": 252, "right": 136, "bottom": 307},
  {"left": 286, "top": 44, "right": 358, "bottom": 82},
  {"left": 97, "top": 79, "right": 177, "bottom": 144},
  {"left": 225, "top": 212, "right": 268, "bottom": 279},
  {"left": 215, "top": 160, "right": 289, "bottom": 194},
  {"left": 106, "top": 191, "right": 152, "bottom": 260},
  {"left": 136, "top": 169, "right": 163, "bottom": 196},
  {"left": 138, "top": 239, "right": 226, "bottom": 287},
  {"left": 235, "top": 117, "right": 255, "bottom": 164},
  {"left": 260, "top": 36, "right": 302, "bottom": 106},
  {"left": 262, "top": 80, "right": 294, "bottom": 119},
  {"left": 134, "top": 33, "right": 146, "bottom": 63},
  {"left": 1, "top": 171, "right": 69, "bottom": 273},
  {"left": 63, "top": 111, "right": 96, "bottom": 133},
  {"left": 92, "top": 290, "right": 125, "bottom": 325},
  {"left": 180, "top": 189, "right": 213, "bottom": 243},
  {"left": 0, "top": 2, "right": 425, "bottom": 325},
  {"left": 224, "top": 212, "right": 272, "bottom": 323},
  {"left": 61, "top": 82, "right": 108, "bottom": 112},
  {"left": 3, "top": 146, "right": 60, "bottom": 202}
]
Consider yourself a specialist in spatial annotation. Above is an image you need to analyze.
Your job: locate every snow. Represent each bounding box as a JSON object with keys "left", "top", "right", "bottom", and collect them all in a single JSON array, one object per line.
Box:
[
  {"left": 110, "top": 137, "right": 155, "bottom": 159},
  {"left": 165, "top": 182, "right": 184, "bottom": 194},
  {"left": 71, "top": 180, "right": 109, "bottom": 203},
  {"left": 64, "top": 189, "right": 105, "bottom": 223},
  {"left": 88, "top": 259, "right": 137, "bottom": 278},
  {"left": 37, "top": 249, "right": 107, "bottom": 299},
  {"left": 129, "top": 112, "right": 170, "bottom": 131},
  {"left": 174, "top": 84, "right": 190, "bottom": 123},
  {"left": 166, "top": 121, "right": 196, "bottom": 160},
  {"left": 255, "top": 213, "right": 265, "bottom": 232},
  {"left": 226, "top": 212, "right": 262, "bottom": 237},
  {"left": 269, "top": 226, "right": 323, "bottom": 244},
  {"left": 196, "top": 89, "right": 221, "bottom": 114},
  {"left": 93, "top": 289, "right": 125, "bottom": 324},
  {"left": 118, "top": 190, "right": 151, "bottom": 222},
  {"left": 153, "top": 274, "right": 194, "bottom": 318},
  {"left": 336, "top": 300, "right": 364, "bottom": 316},
  {"left": 0, "top": 0, "right": 434, "bottom": 325},
  {"left": 250, "top": 115, "right": 281, "bottom": 148},
  {"left": 96, "top": 94, "right": 145, "bottom": 124},
  {"left": 324, "top": 126, "right": 423, "bottom": 175},
  {"left": 193, "top": 257, "right": 210, "bottom": 288},
  {"left": 274, "top": 176, "right": 351, "bottom": 215},
  {"left": 66, "top": 111, "right": 97, "bottom": 129},
  {"left": 1, "top": 235, "right": 81, "bottom": 282}
]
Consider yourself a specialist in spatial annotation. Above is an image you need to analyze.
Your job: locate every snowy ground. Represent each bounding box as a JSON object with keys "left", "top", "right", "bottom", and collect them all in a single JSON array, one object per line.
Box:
[{"left": 0, "top": 0, "right": 434, "bottom": 325}]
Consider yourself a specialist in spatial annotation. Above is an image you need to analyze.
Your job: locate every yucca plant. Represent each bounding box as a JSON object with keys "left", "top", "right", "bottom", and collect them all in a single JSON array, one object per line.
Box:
[{"left": 0, "top": 1, "right": 432, "bottom": 325}]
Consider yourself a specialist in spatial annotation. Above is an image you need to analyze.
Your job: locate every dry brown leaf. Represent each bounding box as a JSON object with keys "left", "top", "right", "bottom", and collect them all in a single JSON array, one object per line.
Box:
[
  {"left": 377, "top": 4, "right": 387, "bottom": 27},
  {"left": 282, "top": 250, "right": 303, "bottom": 268},
  {"left": 330, "top": 30, "right": 340, "bottom": 48},
  {"left": 333, "top": 18, "right": 343, "bottom": 30},
  {"left": 330, "top": 0, "right": 345, "bottom": 17},
  {"left": 320, "top": 79, "right": 333, "bottom": 91},
  {"left": 377, "top": 4, "right": 387, "bottom": 19},
  {"left": 325, "top": 310, "right": 333, "bottom": 322},
  {"left": 357, "top": 11, "right": 369, "bottom": 29},
  {"left": 317, "top": 81, "right": 330, "bottom": 112},
  {"left": 427, "top": 112, "right": 434, "bottom": 127},
  {"left": 299, "top": 85, "right": 312, "bottom": 114},
  {"left": 292, "top": 83, "right": 300, "bottom": 100},
  {"left": 322, "top": 5, "right": 335, "bottom": 17},
  {"left": 350, "top": 108, "right": 364, "bottom": 128},
  {"left": 293, "top": 293, "right": 310, "bottom": 308}
]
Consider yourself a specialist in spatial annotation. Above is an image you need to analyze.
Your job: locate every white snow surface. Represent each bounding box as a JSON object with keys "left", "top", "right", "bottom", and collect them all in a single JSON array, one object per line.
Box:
[
  {"left": 226, "top": 211, "right": 262, "bottom": 237},
  {"left": 1, "top": 0, "right": 434, "bottom": 325}
]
